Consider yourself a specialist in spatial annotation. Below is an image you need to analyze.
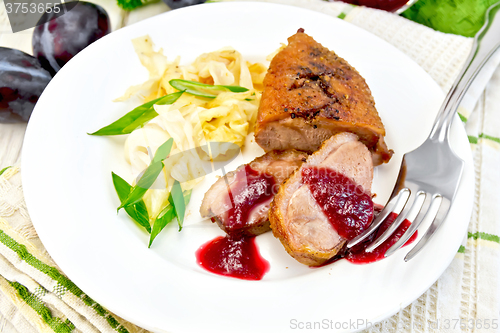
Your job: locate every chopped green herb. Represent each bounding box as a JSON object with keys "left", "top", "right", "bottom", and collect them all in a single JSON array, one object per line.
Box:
[
  {"left": 118, "top": 138, "right": 174, "bottom": 210},
  {"left": 88, "top": 92, "right": 183, "bottom": 136},
  {"left": 148, "top": 188, "right": 193, "bottom": 247},
  {"left": 112, "top": 172, "right": 151, "bottom": 233},
  {"left": 169, "top": 79, "right": 248, "bottom": 99},
  {"left": 170, "top": 180, "right": 186, "bottom": 231},
  {"left": 149, "top": 204, "right": 176, "bottom": 248}
]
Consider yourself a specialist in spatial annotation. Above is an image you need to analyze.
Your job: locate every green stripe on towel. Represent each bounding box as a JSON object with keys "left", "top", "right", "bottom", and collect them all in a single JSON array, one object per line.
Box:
[
  {"left": 458, "top": 112, "right": 467, "bottom": 122},
  {"left": 7, "top": 280, "right": 74, "bottom": 333},
  {"left": 468, "top": 136, "right": 478, "bottom": 144},
  {"left": 0, "top": 229, "right": 130, "bottom": 333},
  {"left": 479, "top": 133, "right": 500, "bottom": 144},
  {"left": 468, "top": 232, "right": 500, "bottom": 243}
]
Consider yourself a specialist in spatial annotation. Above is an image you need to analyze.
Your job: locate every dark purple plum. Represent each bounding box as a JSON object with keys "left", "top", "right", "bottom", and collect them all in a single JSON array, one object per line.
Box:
[
  {"left": 0, "top": 47, "right": 52, "bottom": 123},
  {"left": 162, "top": 0, "right": 206, "bottom": 10},
  {"left": 32, "top": 1, "right": 110, "bottom": 76}
]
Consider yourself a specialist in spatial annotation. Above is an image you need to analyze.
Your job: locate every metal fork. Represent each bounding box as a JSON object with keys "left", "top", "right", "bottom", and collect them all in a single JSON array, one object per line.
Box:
[{"left": 347, "top": 2, "right": 500, "bottom": 262}]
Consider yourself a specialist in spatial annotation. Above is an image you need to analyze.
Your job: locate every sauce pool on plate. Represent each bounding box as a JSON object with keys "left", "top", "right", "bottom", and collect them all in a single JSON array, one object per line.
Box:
[{"left": 196, "top": 235, "right": 270, "bottom": 280}]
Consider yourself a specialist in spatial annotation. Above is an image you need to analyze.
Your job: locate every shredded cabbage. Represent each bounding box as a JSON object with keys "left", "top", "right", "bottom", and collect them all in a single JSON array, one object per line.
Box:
[{"left": 119, "top": 35, "right": 267, "bottom": 222}]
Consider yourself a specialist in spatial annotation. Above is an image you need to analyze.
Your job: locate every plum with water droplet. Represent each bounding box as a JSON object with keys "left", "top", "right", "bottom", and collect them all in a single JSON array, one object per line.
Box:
[
  {"left": 0, "top": 47, "right": 52, "bottom": 123},
  {"left": 32, "top": 1, "right": 110, "bottom": 76}
]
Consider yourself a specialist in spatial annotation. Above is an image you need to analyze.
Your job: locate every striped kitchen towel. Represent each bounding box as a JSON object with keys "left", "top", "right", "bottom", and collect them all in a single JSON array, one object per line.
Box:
[{"left": 0, "top": 167, "right": 149, "bottom": 333}]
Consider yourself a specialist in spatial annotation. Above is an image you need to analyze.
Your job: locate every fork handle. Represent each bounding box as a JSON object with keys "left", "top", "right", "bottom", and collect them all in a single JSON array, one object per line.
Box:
[{"left": 429, "top": 2, "right": 500, "bottom": 142}]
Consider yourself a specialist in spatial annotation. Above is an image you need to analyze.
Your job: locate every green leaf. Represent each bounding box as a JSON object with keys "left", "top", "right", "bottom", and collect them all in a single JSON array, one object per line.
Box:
[
  {"left": 152, "top": 139, "right": 175, "bottom": 163},
  {"left": 169, "top": 180, "right": 186, "bottom": 231},
  {"left": 148, "top": 187, "right": 192, "bottom": 247},
  {"left": 401, "top": 0, "right": 499, "bottom": 38},
  {"left": 88, "top": 91, "right": 183, "bottom": 136},
  {"left": 120, "top": 162, "right": 162, "bottom": 209},
  {"left": 112, "top": 172, "right": 151, "bottom": 233},
  {"left": 118, "top": 138, "right": 174, "bottom": 210},
  {"left": 0, "top": 166, "right": 11, "bottom": 177},
  {"left": 148, "top": 204, "right": 176, "bottom": 248},
  {"left": 112, "top": 172, "right": 150, "bottom": 224},
  {"left": 169, "top": 79, "right": 248, "bottom": 98}
]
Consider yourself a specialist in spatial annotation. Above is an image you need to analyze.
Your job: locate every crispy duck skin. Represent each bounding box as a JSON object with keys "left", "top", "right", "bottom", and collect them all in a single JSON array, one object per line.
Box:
[
  {"left": 200, "top": 149, "right": 307, "bottom": 237},
  {"left": 269, "top": 132, "right": 374, "bottom": 266},
  {"left": 255, "top": 29, "right": 393, "bottom": 166}
]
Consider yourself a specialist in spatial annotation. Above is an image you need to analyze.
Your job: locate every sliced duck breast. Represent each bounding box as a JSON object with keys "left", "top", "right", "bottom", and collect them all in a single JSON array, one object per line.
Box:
[
  {"left": 269, "top": 132, "right": 374, "bottom": 266},
  {"left": 200, "top": 149, "right": 307, "bottom": 236}
]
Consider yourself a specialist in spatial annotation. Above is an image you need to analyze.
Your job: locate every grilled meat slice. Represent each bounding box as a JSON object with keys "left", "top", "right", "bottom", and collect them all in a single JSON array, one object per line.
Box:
[
  {"left": 269, "top": 132, "right": 374, "bottom": 266},
  {"left": 200, "top": 149, "right": 307, "bottom": 237},
  {"left": 255, "top": 29, "right": 393, "bottom": 166}
]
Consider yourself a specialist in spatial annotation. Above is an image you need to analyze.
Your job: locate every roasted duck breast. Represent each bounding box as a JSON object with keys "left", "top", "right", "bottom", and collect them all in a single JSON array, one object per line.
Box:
[
  {"left": 255, "top": 29, "right": 393, "bottom": 166},
  {"left": 200, "top": 149, "right": 307, "bottom": 237},
  {"left": 269, "top": 132, "right": 375, "bottom": 266}
]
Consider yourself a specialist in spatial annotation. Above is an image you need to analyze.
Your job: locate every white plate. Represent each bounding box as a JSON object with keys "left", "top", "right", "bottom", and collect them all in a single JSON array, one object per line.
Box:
[{"left": 22, "top": 2, "right": 474, "bottom": 332}]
